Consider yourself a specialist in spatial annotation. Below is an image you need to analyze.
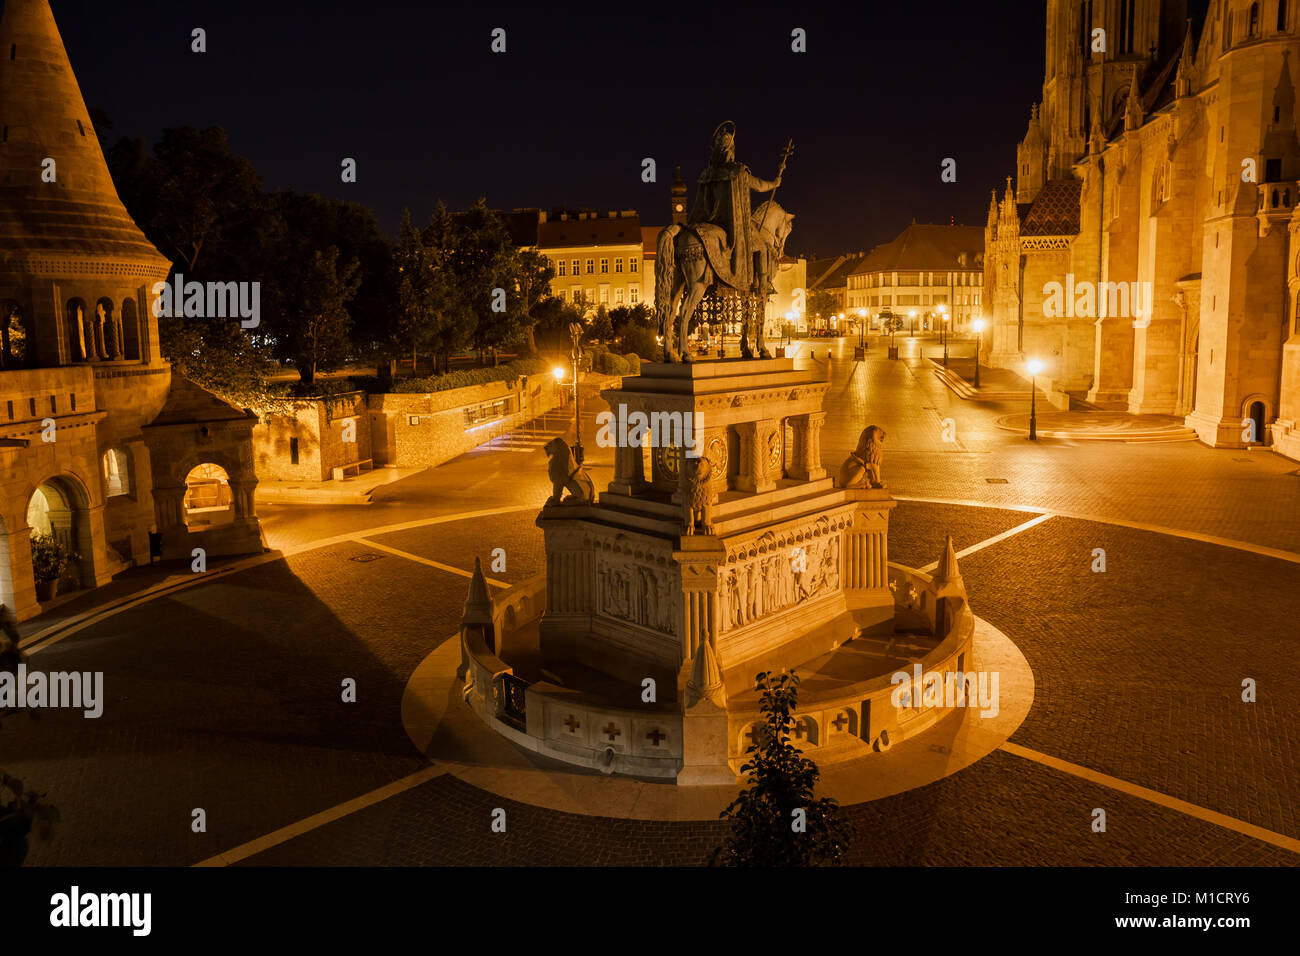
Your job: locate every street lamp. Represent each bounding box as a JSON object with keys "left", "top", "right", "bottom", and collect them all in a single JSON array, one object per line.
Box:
[
  {"left": 908, "top": 310, "right": 916, "bottom": 337},
  {"left": 1026, "top": 357, "right": 1044, "bottom": 441},
  {"left": 938, "top": 304, "right": 949, "bottom": 367},
  {"left": 971, "top": 318, "right": 985, "bottom": 389},
  {"left": 568, "top": 321, "right": 585, "bottom": 464}
]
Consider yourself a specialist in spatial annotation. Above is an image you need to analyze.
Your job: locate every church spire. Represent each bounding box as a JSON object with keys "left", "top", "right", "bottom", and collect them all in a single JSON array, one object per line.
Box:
[
  {"left": 986, "top": 190, "right": 999, "bottom": 229},
  {"left": 1176, "top": 20, "right": 1196, "bottom": 98},
  {"left": 1124, "top": 69, "right": 1144, "bottom": 132}
]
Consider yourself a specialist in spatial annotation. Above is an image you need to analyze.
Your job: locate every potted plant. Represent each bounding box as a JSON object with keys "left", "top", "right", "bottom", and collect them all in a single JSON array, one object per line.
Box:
[
  {"left": 29, "top": 534, "right": 73, "bottom": 602},
  {"left": 0, "top": 626, "right": 59, "bottom": 864}
]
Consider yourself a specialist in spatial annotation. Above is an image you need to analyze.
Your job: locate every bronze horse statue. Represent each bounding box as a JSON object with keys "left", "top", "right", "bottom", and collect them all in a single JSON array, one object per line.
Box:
[{"left": 654, "top": 199, "right": 794, "bottom": 363}]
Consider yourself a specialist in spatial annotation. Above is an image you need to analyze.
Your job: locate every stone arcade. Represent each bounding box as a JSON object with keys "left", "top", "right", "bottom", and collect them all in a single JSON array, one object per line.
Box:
[{"left": 0, "top": 0, "right": 264, "bottom": 620}]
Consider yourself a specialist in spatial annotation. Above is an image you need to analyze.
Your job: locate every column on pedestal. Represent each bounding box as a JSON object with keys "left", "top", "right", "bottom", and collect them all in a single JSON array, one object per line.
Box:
[
  {"left": 787, "top": 412, "right": 826, "bottom": 481},
  {"left": 607, "top": 406, "right": 647, "bottom": 496},
  {"left": 735, "top": 419, "right": 777, "bottom": 493}
]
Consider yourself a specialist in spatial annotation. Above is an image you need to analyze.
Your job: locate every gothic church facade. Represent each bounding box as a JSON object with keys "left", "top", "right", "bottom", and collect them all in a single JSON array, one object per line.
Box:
[{"left": 985, "top": 0, "right": 1300, "bottom": 457}]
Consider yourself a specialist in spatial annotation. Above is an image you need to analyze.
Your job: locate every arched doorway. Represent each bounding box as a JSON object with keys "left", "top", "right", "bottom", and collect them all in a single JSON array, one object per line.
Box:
[
  {"left": 1248, "top": 400, "right": 1267, "bottom": 444},
  {"left": 183, "top": 463, "right": 235, "bottom": 529},
  {"left": 26, "top": 477, "right": 88, "bottom": 595}
]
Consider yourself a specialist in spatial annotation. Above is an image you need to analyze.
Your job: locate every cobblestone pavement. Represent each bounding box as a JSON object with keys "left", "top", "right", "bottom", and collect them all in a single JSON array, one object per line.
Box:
[{"left": 9, "top": 341, "right": 1300, "bottom": 866}]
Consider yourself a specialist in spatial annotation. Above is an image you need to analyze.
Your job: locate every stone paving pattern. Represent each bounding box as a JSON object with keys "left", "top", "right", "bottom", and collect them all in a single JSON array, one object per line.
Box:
[{"left": 9, "top": 336, "right": 1300, "bottom": 866}]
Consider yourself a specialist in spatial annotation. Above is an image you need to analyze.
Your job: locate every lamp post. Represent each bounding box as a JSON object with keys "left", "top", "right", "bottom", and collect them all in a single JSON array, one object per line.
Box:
[
  {"left": 939, "top": 303, "right": 948, "bottom": 367},
  {"left": 908, "top": 309, "right": 916, "bottom": 337},
  {"left": 569, "top": 321, "right": 585, "bottom": 464},
  {"left": 1027, "top": 357, "right": 1044, "bottom": 441},
  {"left": 971, "top": 318, "right": 985, "bottom": 390}
]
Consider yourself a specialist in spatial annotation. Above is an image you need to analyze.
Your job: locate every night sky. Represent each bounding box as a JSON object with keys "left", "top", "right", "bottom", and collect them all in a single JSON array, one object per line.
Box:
[{"left": 53, "top": 1, "right": 1198, "bottom": 257}]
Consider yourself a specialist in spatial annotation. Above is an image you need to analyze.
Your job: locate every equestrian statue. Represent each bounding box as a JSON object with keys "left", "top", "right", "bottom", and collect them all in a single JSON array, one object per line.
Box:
[{"left": 655, "top": 122, "right": 794, "bottom": 363}]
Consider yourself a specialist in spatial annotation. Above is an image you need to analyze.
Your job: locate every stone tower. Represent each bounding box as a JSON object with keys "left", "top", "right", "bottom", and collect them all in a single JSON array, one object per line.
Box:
[
  {"left": 1031, "top": 0, "right": 1188, "bottom": 191},
  {"left": 0, "top": 0, "right": 263, "bottom": 620},
  {"left": 670, "top": 165, "right": 688, "bottom": 225}
]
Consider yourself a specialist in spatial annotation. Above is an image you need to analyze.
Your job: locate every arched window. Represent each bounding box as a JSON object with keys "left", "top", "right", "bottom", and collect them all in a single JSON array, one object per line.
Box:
[
  {"left": 1, "top": 300, "right": 25, "bottom": 368},
  {"left": 1250, "top": 3, "right": 1261, "bottom": 36},
  {"left": 1225, "top": 10, "right": 1234, "bottom": 50},
  {"left": 1280, "top": 0, "right": 1290, "bottom": 31},
  {"left": 121, "top": 298, "right": 140, "bottom": 361},
  {"left": 102, "top": 448, "right": 131, "bottom": 497}
]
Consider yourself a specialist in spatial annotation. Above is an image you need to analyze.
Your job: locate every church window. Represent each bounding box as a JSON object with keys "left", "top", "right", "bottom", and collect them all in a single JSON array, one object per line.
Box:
[
  {"left": 629, "top": 257, "right": 638, "bottom": 273},
  {"left": 1249, "top": 3, "right": 1260, "bottom": 36},
  {"left": 557, "top": 259, "right": 566, "bottom": 276},
  {"left": 600, "top": 258, "right": 608, "bottom": 274},
  {"left": 615, "top": 257, "right": 623, "bottom": 273},
  {"left": 1280, "top": 0, "right": 1289, "bottom": 31}
]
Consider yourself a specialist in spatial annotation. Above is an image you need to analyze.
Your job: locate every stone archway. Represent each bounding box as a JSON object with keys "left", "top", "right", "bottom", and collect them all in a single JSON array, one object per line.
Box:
[
  {"left": 1247, "top": 399, "right": 1268, "bottom": 445},
  {"left": 26, "top": 475, "right": 94, "bottom": 593},
  {"left": 182, "top": 462, "right": 235, "bottom": 529}
]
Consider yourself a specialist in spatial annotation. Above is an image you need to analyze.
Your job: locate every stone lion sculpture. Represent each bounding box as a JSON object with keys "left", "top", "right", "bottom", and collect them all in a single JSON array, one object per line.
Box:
[
  {"left": 544, "top": 437, "right": 594, "bottom": 506},
  {"left": 837, "top": 425, "right": 886, "bottom": 489},
  {"left": 682, "top": 454, "right": 715, "bottom": 535}
]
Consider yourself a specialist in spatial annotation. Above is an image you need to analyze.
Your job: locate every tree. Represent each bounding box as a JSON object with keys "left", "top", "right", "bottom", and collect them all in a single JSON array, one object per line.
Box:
[
  {"left": 807, "top": 287, "right": 839, "bottom": 329},
  {"left": 275, "top": 247, "right": 361, "bottom": 386},
  {"left": 586, "top": 305, "right": 614, "bottom": 343},
  {"left": 452, "top": 199, "right": 524, "bottom": 365},
  {"left": 109, "top": 126, "right": 265, "bottom": 275},
  {"left": 710, "top": 671, "right": 853, "bottom": 867},
  {"left": 392, "top": 210, "right": 444, "bottom": 376},
  {"left": 422, "top": 202, "right": 474, "bottom": 373},
  {"left": 515, "top": 248, "right": 557, "bottom": 355}
]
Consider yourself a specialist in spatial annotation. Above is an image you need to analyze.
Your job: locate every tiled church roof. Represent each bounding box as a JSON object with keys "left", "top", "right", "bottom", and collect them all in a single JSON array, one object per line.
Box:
[{"left": 1021, "top": 179, "right": 1082, "bottom": 236}]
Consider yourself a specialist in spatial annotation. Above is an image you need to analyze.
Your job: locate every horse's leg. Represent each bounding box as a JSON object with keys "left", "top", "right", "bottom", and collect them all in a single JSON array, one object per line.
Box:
[
  {"left": 665, "top": 265, "right": 687, "bottom": 363},
  {"left": 739, "top": 301, "right": 753, "bottom": 359},
  {"left": 678, "top": 264, "right": 708, "bottom": 364}
]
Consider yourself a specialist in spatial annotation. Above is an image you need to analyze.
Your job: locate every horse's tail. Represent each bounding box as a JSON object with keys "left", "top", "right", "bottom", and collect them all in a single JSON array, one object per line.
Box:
[{"left": 655, "top": 224, "right": 679, "bottom": 333}]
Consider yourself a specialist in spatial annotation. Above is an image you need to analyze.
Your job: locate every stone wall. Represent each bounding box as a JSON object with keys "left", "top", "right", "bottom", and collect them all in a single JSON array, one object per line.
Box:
[
  {"left": 252, "top": 392, "right": 371, "bottom": 481},
  {"left": 368, "top": 373, "right": 561, "bottom": 469}
]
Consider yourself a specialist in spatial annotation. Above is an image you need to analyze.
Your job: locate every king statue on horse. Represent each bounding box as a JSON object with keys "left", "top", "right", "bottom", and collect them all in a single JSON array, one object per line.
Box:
[{"left": 655, "top": 122, "right": 794, "bottom": 363}]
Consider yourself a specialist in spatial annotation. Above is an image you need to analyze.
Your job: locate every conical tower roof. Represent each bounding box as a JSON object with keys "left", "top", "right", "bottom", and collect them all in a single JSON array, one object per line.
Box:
[{"left": 0, "top": 0, "right": 169, "bottom": 271}]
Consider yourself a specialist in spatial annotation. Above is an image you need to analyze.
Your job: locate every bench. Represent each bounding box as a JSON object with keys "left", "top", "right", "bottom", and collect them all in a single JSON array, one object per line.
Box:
[{"left": 332, "top": 459, "right": 373, "bottom": 481}]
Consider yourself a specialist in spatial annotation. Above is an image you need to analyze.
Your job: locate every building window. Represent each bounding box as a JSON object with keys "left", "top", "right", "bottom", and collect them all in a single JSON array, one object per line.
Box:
[
  {"left": 102, "top": 447, "right": 131, "bottom": 497},
  {"left": 557, "top": 259, "right": 566, "bottom": 276},
  {"left": 1280, "top": 0, "right": 1289, "bottom": 31},
  {"left": 558, "top": 289, "right": 567, "bottom": 301},
  {"left": 629, "top": 286, "right": 639, "bottom": 304},
  {"left": 599, "top": 286, "right": 609, "bottom": 304},
  {"left": 1267, "top": 157, "right": 1282, "bottom": 181},
  {"left": 615, "top": 287, "right": 624, "bottom": 305},
  {"left": 585, "top": 259, "right": 594, "bottom": 275},
  {"left": 290, "top": 437, "right": 300, "bottom": 465},
  {"left": 614, "top": 257, "right": 623, "bottom": 273},
  {"left": 1249, "top": 3, "right": 1260, "bottom": 36},
  {"left": 571, "top": 259, "right": 579, "bottom": 276},
  {"left": 600, "top": 258, "right": 609, "bottom": 274},
  {"left": 630, "top": 257, "right": 638, "bottom": 274}
]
